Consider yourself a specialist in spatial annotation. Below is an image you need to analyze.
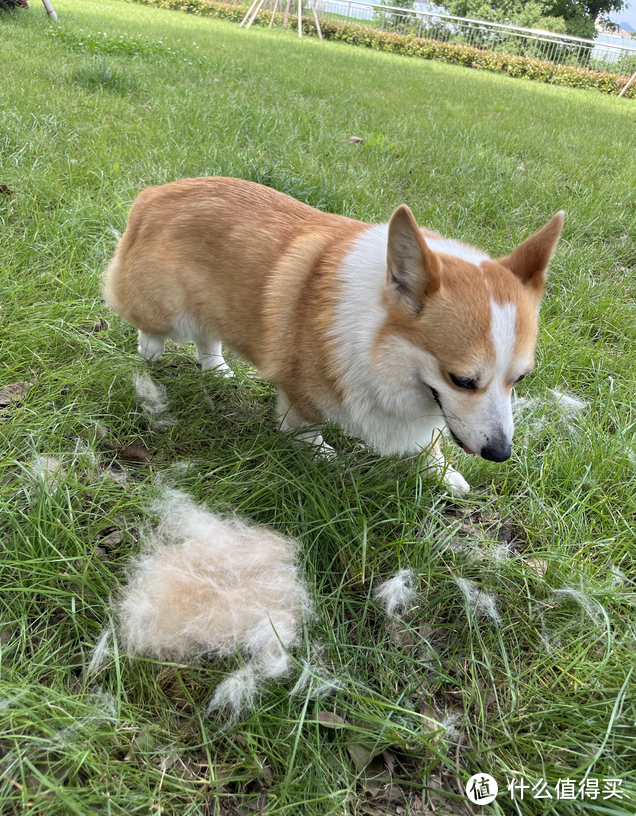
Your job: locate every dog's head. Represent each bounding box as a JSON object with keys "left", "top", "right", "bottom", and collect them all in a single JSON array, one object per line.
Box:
[{"left": 382, "top": 205, "right": 564, "bottom": 461}]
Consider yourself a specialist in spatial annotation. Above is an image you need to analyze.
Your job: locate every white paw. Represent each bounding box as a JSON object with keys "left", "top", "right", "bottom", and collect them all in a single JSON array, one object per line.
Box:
[
  {"left": 201, "top": 359, "right": 235, "bottom": 378},
  {"left": 286, "top": 430, "right": 335, "bottom": 459},
  {"left": 138, "top": 344, "right": 164, "bottom": 362},
  {"left": 444, "top": 468, "right": 471, "bottom": 497},
  {"left": 313, "top": 440, "right": 336, "bottom": 460},
  {"left": 139, "top": 349, "right": 163, "bottom": 362},
  {"left": 138, "top": 332, "right": 165, "bottom": 363}
]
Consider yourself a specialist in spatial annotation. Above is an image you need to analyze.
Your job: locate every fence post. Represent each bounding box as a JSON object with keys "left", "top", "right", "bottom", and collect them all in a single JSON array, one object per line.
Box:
[
  {"left": 241, "top": 0, "right": 260, "bottom": 26},
  {"left": 246, "top": 0, "right": 268, "bottom": 29},
  {"left": 41, "top": 0, "right": 57, "bottom": 19},
  {"left": 309, "top": 0, "right": 323, "bottom": 37},
  {"left": 618, "top": 68, "right": 636, "bottom": 97}
]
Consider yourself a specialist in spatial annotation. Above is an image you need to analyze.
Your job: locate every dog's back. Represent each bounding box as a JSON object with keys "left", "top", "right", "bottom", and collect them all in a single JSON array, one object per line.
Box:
[{"left": 103, "top": 177, "right": 320, "bottom": 367}]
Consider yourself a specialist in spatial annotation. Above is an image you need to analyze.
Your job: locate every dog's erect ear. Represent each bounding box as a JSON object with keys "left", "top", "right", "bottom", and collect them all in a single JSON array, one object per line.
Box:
[
  {"left": 386, "top": 205, "right": 441, "bottom": 314},
  {"left": 498, "top": 211, "right": 564, "bottom": 297}
]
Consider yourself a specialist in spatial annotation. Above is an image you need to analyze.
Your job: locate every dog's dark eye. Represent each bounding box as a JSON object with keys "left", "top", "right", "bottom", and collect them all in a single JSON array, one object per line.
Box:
[
  {"left": 449, "top": 374, "right": 477, "bottom": 391},
  {"left": 514, "top": 372, "right": 531, "bottom": 385}
]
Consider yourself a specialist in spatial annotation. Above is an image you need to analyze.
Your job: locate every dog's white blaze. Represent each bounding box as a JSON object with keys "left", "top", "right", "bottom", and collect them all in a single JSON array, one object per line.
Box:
[
  {"left": 487, "top": 298, "right": 517, "bottom": 437},
  {"left": 425, "top": 238, "right": 489, "bottom": 265},
  {"left": 490, "top": 299, "right": 517, "bottom": 379}
]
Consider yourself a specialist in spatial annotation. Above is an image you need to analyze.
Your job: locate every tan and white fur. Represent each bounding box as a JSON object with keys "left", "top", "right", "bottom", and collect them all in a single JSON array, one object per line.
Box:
[{"left": 103, "top": 177, "right": 564, "bottom": 495}]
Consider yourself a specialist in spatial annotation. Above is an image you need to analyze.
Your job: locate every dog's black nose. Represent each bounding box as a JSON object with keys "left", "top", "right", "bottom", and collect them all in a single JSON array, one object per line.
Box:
[{"left": 481, "top": 441, "right": 511, "bottom": 462}]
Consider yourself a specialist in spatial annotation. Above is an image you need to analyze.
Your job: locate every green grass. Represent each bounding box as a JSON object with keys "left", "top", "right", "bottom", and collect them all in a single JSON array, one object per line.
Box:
[{"left": 1, "top": 1, "right": 636, "bottom": 813}]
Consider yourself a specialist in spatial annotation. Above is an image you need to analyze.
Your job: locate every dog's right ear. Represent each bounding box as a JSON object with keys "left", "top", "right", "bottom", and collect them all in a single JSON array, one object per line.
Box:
[{"left": 386, "top": 205, "right": 441, "bottom": 315}]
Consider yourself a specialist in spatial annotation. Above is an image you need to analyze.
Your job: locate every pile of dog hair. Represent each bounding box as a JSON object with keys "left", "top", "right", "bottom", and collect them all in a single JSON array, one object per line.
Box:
[
  {"left": 102, "top": 487, "right": 422, "bottom": 720},
  {"left": 115, "top": 489, "right": 313, "bottom": 718}
]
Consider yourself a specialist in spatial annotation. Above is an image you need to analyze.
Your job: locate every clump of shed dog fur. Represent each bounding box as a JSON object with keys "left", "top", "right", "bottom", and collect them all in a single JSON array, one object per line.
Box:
[{"left": 115, "top": 489, "right": 312, "bottom": 717}]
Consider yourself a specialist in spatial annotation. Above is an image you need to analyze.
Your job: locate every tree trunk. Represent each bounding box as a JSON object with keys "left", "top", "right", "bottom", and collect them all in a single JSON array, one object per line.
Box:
[{"left": 283, "top": 0, "right": 292, "bottom": 28}]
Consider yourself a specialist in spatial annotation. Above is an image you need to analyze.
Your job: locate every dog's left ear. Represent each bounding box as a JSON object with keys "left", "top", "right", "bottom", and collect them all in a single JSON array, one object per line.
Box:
[{"left": 498, "top": 211, "right": 564, "bottom": 299}]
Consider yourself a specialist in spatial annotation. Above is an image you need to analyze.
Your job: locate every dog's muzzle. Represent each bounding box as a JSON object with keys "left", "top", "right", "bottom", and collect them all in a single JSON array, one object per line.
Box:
[
  {"left": 480, "top": 439, "right": 512, "bottom": 462},
  {"left": 428, "top": 384, "right": 511, "bottom": 461}
]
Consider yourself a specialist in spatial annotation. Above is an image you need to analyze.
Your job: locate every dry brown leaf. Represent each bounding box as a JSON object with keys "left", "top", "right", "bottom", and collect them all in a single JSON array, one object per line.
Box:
[
  {"left": 412, "top": 794, "right": 424, "bottom": 814},
  {"left": 361, "top": 756, "right": 387, "bottom": 796},
  {"left": 159, "top": 753, "right": 180, "bottom": 772},
  {"left": 120, "top": 444, "right": 152, "bottom": 462},
  {"left": 347, "top": 742, "right": 380, "bottom": 772},
  {"left": 420, "top": 703, "right": 442, "bottom": 731},
  {"left": 523, "top": 558, "right": 548, "bottom": 577},
  {"left": 348, "top": 136, "right": 364, "bottom": 144},
  {"left": 389, "top": 620, "right": 414, "bottom": 651},
  {"left": 33, "top": 456, "right": 67, "bottom": 486},
  {"left": 0, "top": 184, "right": 12, "bottom": 195},
  {"left": 100, "top": 531, "right": 124, "bottom": 548},
  {"left": 258, "top": 757, "right": 273, "bottom": 783},
  {"left": 317, "top": 711, "right": 346, "bottom": 729},
  {"left": 173, "top": 756, "right": 204, "bottom": 780},
  {"left": 381, "top": 750, "right": 395, "bottom": 774},
  {"left": 0, "top": 381, "right": 32, "bottom": 407},
  {"left": 96, "top": 424, "right": 119, "bottom": 450}
]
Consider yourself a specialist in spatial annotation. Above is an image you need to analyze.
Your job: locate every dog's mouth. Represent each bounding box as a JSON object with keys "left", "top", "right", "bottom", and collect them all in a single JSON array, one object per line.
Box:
[
  {"left": 449, "top": 428, "right": 476, "bottom": 456},
  {"left": 428, "top": 385, "right": 476, "bottom": 456}
]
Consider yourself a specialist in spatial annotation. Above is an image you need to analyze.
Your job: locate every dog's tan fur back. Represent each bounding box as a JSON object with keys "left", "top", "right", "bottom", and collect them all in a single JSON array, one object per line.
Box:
[{"left": 104, "top": 177, "right": 360, "bottom": 374}]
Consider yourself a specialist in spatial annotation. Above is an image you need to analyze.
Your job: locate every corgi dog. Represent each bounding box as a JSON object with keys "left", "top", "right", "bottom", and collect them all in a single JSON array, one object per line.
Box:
[{"left": 103, "top": 177, "right": 563, "bottom": 495}]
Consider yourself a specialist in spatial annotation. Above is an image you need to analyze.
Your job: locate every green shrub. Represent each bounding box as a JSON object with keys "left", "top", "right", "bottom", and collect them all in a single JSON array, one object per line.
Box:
[
  {"left": 124, "top": 0, "right": 636, "bottom": 98},
  {"left": 0, "top": 0, "right": 29, "bottom": 10}
]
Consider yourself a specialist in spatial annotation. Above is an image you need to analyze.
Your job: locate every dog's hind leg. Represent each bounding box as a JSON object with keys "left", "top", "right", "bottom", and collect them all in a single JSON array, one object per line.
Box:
[
  {"left": 195, "top": 336, "right": 234, "bottom": 378},
  {"left": 138, "top": 331, "right": 165, "bottom": 363},
  {"left": 276, "top": 390, "right": 334, "bottom": 458}
]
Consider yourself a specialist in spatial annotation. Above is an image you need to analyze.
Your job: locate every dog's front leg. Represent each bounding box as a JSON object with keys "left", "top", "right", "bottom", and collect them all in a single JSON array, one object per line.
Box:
[
  {"left": 276, "top": 390, "right": 335, "bottom": 459},
  {"left": 423, "top": 438, "right": 470, "bottom": 497}
]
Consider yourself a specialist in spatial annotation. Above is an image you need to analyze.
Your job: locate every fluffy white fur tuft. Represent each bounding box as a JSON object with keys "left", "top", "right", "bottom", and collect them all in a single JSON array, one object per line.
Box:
[
  {"left": 290, "top": 659, "right": 343, "bottom": 699},
  {"left": 206, "top": 666, "right": 259, "bottom": 720},
  {"left": 88, "top": 627, "right": 113, "bottom": 675},
  {"left": 116, "top": 490, "right": 312, "bottom": 717},
  {"left": 134, "top": 372, "right": 174, "bottom": 428},
  {"left": 107, "top": 225, "right": 122, "bottom": 242},
  {"left": 373, "top": 569, "right": 418, "bottom": 617},
  {"left": 552, "top": 587, "right": 606, "bottom": 627},
  {"left": 28, "top": 455, "right": 65, "bottom": 494},
  {"left": 549, "top": 389, "right": 588, "bottom": 413},
  {"left": 454, "top": 578, "right": 502, "bottom": 625}
]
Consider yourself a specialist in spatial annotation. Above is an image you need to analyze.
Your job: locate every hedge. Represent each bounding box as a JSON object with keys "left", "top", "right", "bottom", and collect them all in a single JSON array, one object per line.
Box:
[{"left": 123, "top": 0, "right": 636, "bottom": 98}]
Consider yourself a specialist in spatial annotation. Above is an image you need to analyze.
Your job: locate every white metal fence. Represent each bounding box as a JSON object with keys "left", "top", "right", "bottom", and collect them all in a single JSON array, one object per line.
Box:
[{"left": 307, "top": 0, "right": 636, "bottom": 75}]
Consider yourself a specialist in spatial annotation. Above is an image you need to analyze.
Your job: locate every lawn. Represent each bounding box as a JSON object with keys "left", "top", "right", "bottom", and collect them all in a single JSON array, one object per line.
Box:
[{"left": 1, "top": 1, "right": 636, "bottom": 814}]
